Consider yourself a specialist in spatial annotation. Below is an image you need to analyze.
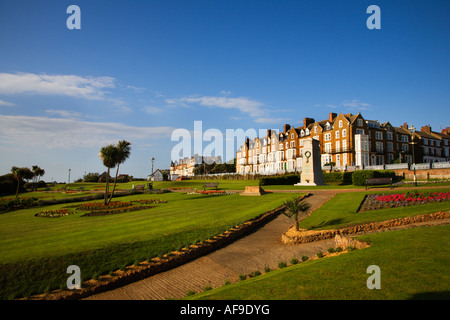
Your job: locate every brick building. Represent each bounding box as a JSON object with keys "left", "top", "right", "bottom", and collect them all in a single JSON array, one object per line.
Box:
[{"left": 236, "top": 112, "right": 449, "bottom": 175}]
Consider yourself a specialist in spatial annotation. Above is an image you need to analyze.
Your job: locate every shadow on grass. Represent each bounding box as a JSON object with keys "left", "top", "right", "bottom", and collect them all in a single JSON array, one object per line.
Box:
[
  {"left": 307, "top": 218, "right": 347, "bottom": 230},
  {"left": 408, "top": 291, "right": 450, "bottom": 300}
]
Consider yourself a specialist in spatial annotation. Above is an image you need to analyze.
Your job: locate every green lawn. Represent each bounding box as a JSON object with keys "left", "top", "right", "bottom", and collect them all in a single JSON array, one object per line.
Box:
[
  {"left": 0, "top": 191, "right": 302, "bottom": 299},
  {"left": 299, "top": 187, "right": 450, "bottom": 230},
  {"left": 188, "top": 224, "right": 450, "bottom": 300}
]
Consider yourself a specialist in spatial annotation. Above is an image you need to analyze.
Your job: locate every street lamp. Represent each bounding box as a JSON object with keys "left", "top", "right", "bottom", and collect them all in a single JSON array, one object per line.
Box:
[
  {"left": 151, "top": 157, "right": 155, "bottom": 175},
  {"left": 68, "top": 168, "right": 71, "bottom": 189},
  {"left": 409, "top": 126, "right": 417, "bottom": 186}
]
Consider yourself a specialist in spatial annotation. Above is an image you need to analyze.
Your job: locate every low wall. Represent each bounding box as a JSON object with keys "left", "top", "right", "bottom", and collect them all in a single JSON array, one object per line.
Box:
[
  {"left": 282, "top": 211, "right": 450, "bottom": 244},
  {"left": 392, "top": 168, "right": 450, "bottom": 180}
]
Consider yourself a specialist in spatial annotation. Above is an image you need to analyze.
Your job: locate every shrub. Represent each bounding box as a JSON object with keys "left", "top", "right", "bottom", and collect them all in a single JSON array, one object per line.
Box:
[
  {"left": 248, "top": 270, "right": 261, "bottom": 278},
  {"left": 335, "top": 246, "right": 343, "bottom": 252},
  {"left": 264, "top": 266, "right": 271, "bottom": 273},
  {"left": 290, "top": 257, "right": 299, "bottom": 265},
  {"left": 352, "top": 170, "right": 396, "bottom": 186},
  {"left": 278, "top": 261, "right": 287, "bottom": 268},
  {"left": 327, "top": 247, "right": 336, "bottom": 254},
  {"left": 316, "top": 251, "right": 323, "bottom": 258},
  {"left": 301, "top": 255, "right": 309, "bottom": 262},
  {"left": 239, "top": 274, "right": 247, "bottom": 281}
]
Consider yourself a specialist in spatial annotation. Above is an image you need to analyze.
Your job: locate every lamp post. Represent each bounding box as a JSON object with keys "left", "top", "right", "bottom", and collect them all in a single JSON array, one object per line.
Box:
[
  {"left": 68, "top": 168, "right": 71, "bottom": 189},
  {"left": 409, "top": 127, "right": 417, "bottom": 186},
  {"left": 151, "top": 157, "right": 155, "bottom": 175}
]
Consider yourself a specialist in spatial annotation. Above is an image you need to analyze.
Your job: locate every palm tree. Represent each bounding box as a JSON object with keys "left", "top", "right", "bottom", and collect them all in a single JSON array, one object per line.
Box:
[
  {"left": 107, "top": 140, "right": 131, "bottom": 205},
  {"left": 11, "top": 166, "right": 34, "bottom": 198},
  {"left": 282, "top": 197, "right": 312, "bottom": 231},
  {"left": 99, "top": 144, "right": 118, "bottom": 205},
  {"left": 31, "top": 165, "right": 45, "bottom": 190}
]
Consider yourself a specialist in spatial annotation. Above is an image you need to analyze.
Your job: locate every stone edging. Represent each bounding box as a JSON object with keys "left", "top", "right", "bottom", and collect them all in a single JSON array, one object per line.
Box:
[
  {"left": 26, "top": 193, "right": 310, "bottom": 300},
  {"left": 282, "top": 211, "right": 450, "bottom": 244}
]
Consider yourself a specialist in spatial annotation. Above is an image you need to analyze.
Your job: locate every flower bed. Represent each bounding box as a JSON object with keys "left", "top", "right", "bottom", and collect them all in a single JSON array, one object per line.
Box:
[
  {"left": 359, "top": 191, "right": 450, "bottom": 212},
  {"left": 35, "top": 209, "right": 75, "bottom": 218},
  {"left": 77, "top": 199, "right": 166, "bottom": 216},
  {"left": 188, "top": 190, "right": 228, "bottom": 195}
]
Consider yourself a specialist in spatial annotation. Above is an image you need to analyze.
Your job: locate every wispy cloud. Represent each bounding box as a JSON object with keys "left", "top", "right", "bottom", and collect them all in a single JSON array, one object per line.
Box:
[
  {"left": 166, "top": 95, "right": 283, "bottom": 124},
  {"left": 340, "top": 99, "right": 371, "bottom": 110},
  {"left": 0, "top": 72, "right": 116, "bottom": 101},
  {"left": 0, "top": 99, "right": 15, "bottom": 107},
  {"left": 45, "top": 109, "right": 82, "bottom": 119},
  {"left": 0, "top": 115, "right": 175, "bottom": 149},
  {"left": 142, "top": 106, "right": 164, "bottom": 115}
]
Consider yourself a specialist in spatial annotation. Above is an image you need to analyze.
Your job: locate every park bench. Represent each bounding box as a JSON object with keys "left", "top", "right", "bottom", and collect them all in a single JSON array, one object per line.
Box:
[
  {"left": 365, "top": 177, "right": 393, "bottom": 190},
  {"left": 203, "top": 183, "right": 219, "bottom": 191},
  {"left": 76, "top": 187, "right": 84, "bottom": 192},
  {"left": 135, "top": 184, "right": 145, "bottom": 190}
]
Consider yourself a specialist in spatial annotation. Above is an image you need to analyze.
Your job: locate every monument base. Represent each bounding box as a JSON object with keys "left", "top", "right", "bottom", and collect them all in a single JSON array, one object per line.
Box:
[
  {"left": 240, "top": 186, "right": 266, "bottom": 196},
  {"left": 294, "top": 182, "right": 325, "bottom": 186}
]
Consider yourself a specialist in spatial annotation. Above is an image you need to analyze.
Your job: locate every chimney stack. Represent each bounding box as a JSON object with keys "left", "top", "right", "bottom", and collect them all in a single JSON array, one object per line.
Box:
[
  {"left": 303, "top": 117, "right": 315, "bottom": 129},
  {"left": 283, "top": 124, "right": 291, "bottom": 133},
  {"left": 421, "top": 125, "right": 431, "bottom": 134},
  {"left": 329, "top": 113, "right": 337, "bottom": 122}
]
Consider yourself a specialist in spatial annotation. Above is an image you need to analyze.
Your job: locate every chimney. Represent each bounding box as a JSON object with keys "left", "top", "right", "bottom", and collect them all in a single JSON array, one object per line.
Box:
[
  {"left": 329, "top": 113, "right": 337, "bottom": 122},
  {"left": 267, "top": 129, "right": 271, "bottom": 138},
  {"left": 283, "top": 124, "right": 291, "bottom": 133},
  {"left": 442, "top": 127, "right": 450, "bottom": 135},
  {"left": 421, "top": 125, "right": 431, "bottom": 134},
  {"left": 402, "top": 123, "right": 408, "bottom": 130},
  {"left": 303, "top": 117, "right": 315, "bottom": 129}
]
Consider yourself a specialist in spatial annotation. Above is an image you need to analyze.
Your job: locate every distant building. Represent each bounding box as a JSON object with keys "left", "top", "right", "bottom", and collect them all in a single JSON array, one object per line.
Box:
[
  {"left": 148, "top": 169, "right": 164, "bottom": 182},
  {"left": 170, "top": 154, "right": 222, "bottom": 179}
]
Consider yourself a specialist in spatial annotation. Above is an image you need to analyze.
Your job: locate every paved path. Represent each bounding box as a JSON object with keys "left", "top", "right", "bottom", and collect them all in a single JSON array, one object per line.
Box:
[{"left": 85, "top": 192, "right": 336, "bottom": 300}]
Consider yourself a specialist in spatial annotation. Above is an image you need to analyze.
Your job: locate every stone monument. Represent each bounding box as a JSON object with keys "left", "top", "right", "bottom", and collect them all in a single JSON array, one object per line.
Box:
[{"left": 294, "top": 138, "right": 325, "bottom": 186}]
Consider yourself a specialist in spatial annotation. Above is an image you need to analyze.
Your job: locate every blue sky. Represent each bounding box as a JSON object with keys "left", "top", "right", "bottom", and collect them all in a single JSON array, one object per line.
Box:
[{"left": 0, "top": 0, "right": 449, "bottom": 182}]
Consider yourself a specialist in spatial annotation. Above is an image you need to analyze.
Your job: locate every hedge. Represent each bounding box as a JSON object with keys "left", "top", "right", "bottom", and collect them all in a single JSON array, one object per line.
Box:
[
  {"left": 322, "top": 172, "right": 353, "bottom": 185},
  {"left": 352, "top": 170, "right": 396, "bottom": 186},
  {"left": 259, "top": 174, "right": 300, "bottom": 186}
]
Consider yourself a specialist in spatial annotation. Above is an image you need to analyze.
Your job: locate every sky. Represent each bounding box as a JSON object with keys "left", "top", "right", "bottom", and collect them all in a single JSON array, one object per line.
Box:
[{"left": 0, "top": 0, "right": 449, "bottom": 182}]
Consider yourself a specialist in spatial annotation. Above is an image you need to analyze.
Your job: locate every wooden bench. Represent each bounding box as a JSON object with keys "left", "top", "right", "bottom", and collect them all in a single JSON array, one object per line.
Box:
[
  {"left": 203, "top": 183, "right": 219, "bottom": 191},
  {"left": 135, "top": 184, "right": 145, "bottom": 190},
  {"left": 365, "top": 177, "right": 393, "bottom": 190}
]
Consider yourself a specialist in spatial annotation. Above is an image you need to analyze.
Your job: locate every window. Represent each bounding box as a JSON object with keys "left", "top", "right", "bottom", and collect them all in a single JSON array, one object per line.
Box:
[
  {"left": 401, "top": 135, "right": 408, "bottom": 143},
  {"left": 335, "top": 131, "right": 340, "bottom": 139},
  {"left": 324, "top": 133, "right": 331, "bottom": 141},
  {"left": 290, "top": 140, "right": 295, "bottom": 148},
  {"left": 376, "top": 142, "right": 383, "bottom": 153},
  {"left": 300, "top": 139, "right": 304, "bottom": 146},
  {"left": 314, "top": 126, "right": 317, "bottom": 133},
  {"left": 325, "top": 143, "right": 332, "bottom": 153},
  {"left": 386, "top": 132, "right": 393, "bottom": 140},
  {"left": 357, "top": 118, "right": 363, "bottom": 126},
  {"left": 336, "top": 141, "right": 340, "bottom": 152},
  {"left": 387, "top": 142, "right": 393, "bottom": 152},
  {"left": 356, "top": 129, "right": 364, "bottom": 135},
  {"left": 342, "top": 129, "right": 347, "bottom": 137},
  {"left": 339, "top": 120, "right": 343, "bottom": 128},
  {"left": 342, "top": 140, "right": 347, "bottom": 151},
  {"left": 291, "top": 133, "right": 294, "bottom": 139},
  {"left": 375, "top": 132, "right": 383, "bottom": 140}
]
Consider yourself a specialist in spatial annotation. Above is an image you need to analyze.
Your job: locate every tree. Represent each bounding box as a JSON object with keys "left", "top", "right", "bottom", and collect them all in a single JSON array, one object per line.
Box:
[
  {"left": 107, "top": 140, "right": 131, "bottom": 205},
  {"left": 11, "top": 166, "right": 34, "bottom": 198},
  {"left": 99, "top": 144, "right": 118, "bottom": 205},
  {"left": 282, "top": 197, "right": 312, "bottom": 231},
  {"left": 31, "top": 165, "right": 45, "bottom": 190}
]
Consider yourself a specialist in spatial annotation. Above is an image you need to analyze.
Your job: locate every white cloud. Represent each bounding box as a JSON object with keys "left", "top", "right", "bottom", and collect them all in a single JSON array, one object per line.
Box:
[
  {"left": 0, "top": 99, "right": 15, "bottom": 107},
  {"left": 0, "top": 72, "right": 116, "bottom": 100},
  {"left": 0, "top": 115, "right": 175, "bottom": 149}
]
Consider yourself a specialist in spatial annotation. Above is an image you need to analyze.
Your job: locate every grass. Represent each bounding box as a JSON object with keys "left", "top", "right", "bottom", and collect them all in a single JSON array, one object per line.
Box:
[
  {"left": 299, "top": 187, "right": 450, "bottom": 230},
  {"left": 187, "top": 224, "right": 450, "bottom": 300},
  {"left": 0, "top": 191, "right": 302, "bottom": 299}
]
